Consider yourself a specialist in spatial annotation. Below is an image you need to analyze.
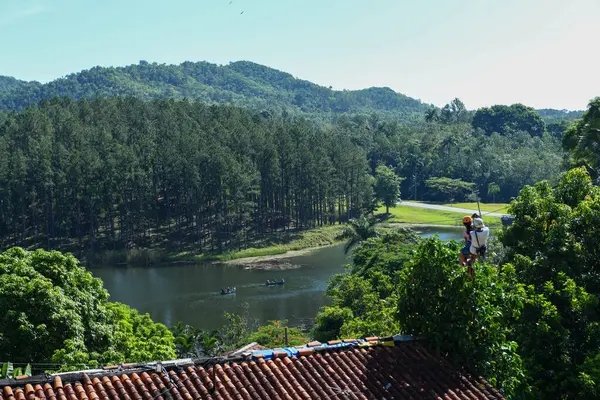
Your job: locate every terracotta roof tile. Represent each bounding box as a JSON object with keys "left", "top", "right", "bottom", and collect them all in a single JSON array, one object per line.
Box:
[{"left": 0, "top": 340, "right": 503, "bottom": 399}]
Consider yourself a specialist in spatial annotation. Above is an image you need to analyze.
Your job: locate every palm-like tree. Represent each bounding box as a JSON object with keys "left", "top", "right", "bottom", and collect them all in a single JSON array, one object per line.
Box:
[
  {"left": 342, "top": 215, "right": 378, "bottom": 254},
  {"left": 563, "top": 98, "right": 600, "bottom": 180},
  {"left": 425, "top": 108, "right": 439, "bottom": 123},
  {"left": 199, "top": 332, "right": 220, "bottom": 357}
]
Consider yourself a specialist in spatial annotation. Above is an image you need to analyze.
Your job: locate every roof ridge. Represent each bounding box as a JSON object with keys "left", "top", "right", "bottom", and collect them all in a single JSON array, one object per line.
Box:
[
  {"left": 250, "top": 334, "right": 419, "bottom": 361},
  {"left": 0, "top": 336, "right": 504, "bottom": 399},
  {"left": 0, "top": 335, "right": 419, "bottom": 388}
]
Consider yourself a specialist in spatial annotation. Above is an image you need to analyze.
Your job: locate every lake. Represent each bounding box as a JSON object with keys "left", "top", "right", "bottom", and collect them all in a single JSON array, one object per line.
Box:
[{"left": 90, "top": 226, "right": 463, "bottom": 330}]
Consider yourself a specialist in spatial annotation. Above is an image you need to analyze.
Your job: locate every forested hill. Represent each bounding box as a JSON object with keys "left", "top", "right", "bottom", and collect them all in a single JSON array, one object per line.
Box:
[
  {"left": 0, "top": 60, "right": 431, "bottom": 122},
  {"left": 0, "top": 76, "right": 40, "bottom": 94}
]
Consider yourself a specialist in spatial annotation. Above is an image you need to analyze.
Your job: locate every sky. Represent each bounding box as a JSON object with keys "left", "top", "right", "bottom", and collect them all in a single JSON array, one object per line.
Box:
[{"left": 1, "top": 0, "right": 598, "bottom": 110}]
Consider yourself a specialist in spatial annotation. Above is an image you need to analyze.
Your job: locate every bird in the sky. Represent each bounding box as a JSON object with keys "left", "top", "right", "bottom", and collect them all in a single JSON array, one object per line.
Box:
[
  {"left": 240, "top": 11, "right": 244, "bottom": 14},
  {"left": 229, "top": 1, "right": 232, "bottom": 4}
]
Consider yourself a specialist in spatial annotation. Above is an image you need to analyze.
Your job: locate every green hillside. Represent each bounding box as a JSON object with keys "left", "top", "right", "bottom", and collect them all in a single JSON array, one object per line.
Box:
[
  {"left": 0, "top": 76, "right": 40, "bottom": 94},
  {"left": 0, "top": 60, "right": 431, "bottom": 123}
]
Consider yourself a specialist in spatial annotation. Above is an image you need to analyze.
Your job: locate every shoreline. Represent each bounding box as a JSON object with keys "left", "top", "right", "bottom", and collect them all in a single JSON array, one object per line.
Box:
[
  {"left": 220, "top": 243, "right": 339, "bottom": 267},
  {"left": 87, "top": 222, "right": 470, "bottom": 270},
  {"left": 221, "top": 223, "right": 464, "bottom": 269}
]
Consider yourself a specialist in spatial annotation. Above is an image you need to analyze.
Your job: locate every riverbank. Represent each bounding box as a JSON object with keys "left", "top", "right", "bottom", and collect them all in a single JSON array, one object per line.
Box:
[
  {"left": 169, "top": 225, "right": 348, "bottom": 264},
  {"left": 82, "top": 225, "right": 346, "bottom": 267},
  {"left": 86, "top": 205, "right": 499, "bottom": 268}
]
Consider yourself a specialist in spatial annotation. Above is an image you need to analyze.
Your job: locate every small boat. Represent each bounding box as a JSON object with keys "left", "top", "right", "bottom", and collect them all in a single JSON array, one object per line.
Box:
[
  {"left": 266, "top": 279, "right": 285, "bottom": 286},
  {"left": 220, "top": 287, "right": 236, "bottom": 295}
]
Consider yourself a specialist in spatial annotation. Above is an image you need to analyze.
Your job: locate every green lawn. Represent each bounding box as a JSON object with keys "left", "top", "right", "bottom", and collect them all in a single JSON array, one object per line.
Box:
[
  {"left": 378, "top": 204, "right": 503, "bottom": 227},
  {"left": 441, "top": 202, "right": 510, "bottom": 214},
  {"left": 402, "top": 201, "right": 509, "bottom": 214}
]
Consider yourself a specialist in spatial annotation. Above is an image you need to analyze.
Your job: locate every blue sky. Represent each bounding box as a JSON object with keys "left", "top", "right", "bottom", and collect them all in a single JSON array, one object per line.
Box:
[{"left": 1, "top": 0, "right": 598, "bottom": 110}]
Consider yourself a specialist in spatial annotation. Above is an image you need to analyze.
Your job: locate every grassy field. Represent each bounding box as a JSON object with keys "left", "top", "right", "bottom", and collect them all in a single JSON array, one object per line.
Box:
[
  {"left": 402, "top": 201, "right": 510, "bottom": 214},
  {"left": 168, "top": 225, "right": 348, "bottom": 263},
  {"left": 442, "top": 202, "right": 509, "bottom": 214},
  {"left": 378, "top": 203, "right": 505, "bottom": 227}
]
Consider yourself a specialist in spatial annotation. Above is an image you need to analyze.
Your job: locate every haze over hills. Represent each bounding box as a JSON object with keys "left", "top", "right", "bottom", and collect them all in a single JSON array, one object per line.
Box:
[{"left": 0, "top": 60, "right": 584, "bottom": 122}]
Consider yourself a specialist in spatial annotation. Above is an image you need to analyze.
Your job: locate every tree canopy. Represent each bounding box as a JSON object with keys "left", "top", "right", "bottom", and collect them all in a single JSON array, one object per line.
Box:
[
  {"left": 472, "top": 103, "right": 546, "bottom": 136},
  {"left": 0, "top": 61, "right": 430, "bottom": 123},
  {"left": 0, "top": 97, "right": 564, "bottom": 261},
  {"left": 424, "top": 177, "right": 476, "bottom": 202},
  {"left": 562, "top": 97, "right": 600, "bottom": 179},
  {"left": 315, "top": 167, "right": 600, "bottom": 398},
  {"left": 0, "top": 247, "right": 176, "bottom": 369},
  {"left": 374, "top": 165, "right": 402, "bottom": 213}
]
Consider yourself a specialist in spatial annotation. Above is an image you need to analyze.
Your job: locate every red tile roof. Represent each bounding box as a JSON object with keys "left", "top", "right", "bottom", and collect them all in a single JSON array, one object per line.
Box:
[{"left": 0, "top": 337, "right": 504, "bottom": 399}]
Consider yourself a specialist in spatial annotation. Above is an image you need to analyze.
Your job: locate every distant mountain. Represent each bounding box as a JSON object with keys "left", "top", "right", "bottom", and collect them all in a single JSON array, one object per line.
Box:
[
  {"left": 0, "top": 61, "right": 585, "bottom": 124},
  {"left": 0, "top": 61, "right": 432, "bottom": 123},
  {"left": 0, "top": 76, "right": 40, "bottom": 95}
]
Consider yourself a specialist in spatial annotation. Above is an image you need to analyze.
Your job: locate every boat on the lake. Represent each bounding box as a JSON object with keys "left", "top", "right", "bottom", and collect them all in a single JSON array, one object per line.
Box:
[
  {"left": 221, "top": 287, "right": 236, "bottom": 295},
  {"left": 266, "top": 279, "right": 285, "bottom": 286}
]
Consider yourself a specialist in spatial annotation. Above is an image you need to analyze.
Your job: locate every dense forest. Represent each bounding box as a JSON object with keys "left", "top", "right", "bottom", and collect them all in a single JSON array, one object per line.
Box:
[
  {"left": 0, "top": 61, "right": 431, "bottom": 123},
  {"left": 0, "top": 60, "right": 583, "bottom": 124},
  {"left": 0, "top": 97, "right": 565, "bottom": 257}
]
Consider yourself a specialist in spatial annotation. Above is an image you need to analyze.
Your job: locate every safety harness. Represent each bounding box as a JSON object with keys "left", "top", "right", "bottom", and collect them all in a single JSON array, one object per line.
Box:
[{"left": 473, "top": 229, "right": 487, "bottom": 258}]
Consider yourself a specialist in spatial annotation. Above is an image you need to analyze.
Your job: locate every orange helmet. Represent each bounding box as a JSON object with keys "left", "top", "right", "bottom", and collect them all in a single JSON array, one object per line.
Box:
[{"left": 462, "top": 216, "right": 472, "bottom": 224}]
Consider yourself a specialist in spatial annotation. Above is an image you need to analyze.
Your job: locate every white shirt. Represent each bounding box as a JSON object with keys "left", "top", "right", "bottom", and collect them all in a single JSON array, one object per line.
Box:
[{"left": 469, "top": 227, "right": 489, "bottom": 254}]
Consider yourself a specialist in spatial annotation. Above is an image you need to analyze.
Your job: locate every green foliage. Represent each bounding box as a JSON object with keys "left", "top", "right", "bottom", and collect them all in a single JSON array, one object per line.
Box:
[
  {"left": 397, "top": 239, "right": 527, "bottom": 396},
  {"left": 171, "top": 315, "right": 309, "bottom": 358},
  {"left": 341, "top": 215, "right": 378, "bottom": 254},
  {"left": 537, "top": 108, "right": 584, "bottom": 124},
  {"left": 315, "top": 165, "right": 600, "bottom": 398},
  {"left": 0, "top": 362, "right": 31, "bottom": 379},
  {"left": 498, "top": 166, "right": 600, "bottom": 398},
  {"left": 0, "top": 61, "right": 430, "bottom": 123},
  {"left": 500, "top": 167, "right": 600, "bottom": 291},
  {"left": 1, "top": 363, "right": 13, "bottom": 379},
  {"left": 439, "top": 98, "right": 471, "bottom": 124},
  {"left": 0, "top": 96, "right": 565, "bottom": 260},
  {"left": 424, "top": 177, "right": 476, "bottom": 202},
  {"left": 0, "top": 76, "right": 40, "bottom": 96},
  {"left": 487, "top": 182, "right": 501, "bottom": 203},
  {"left": 562, "top": 97, "right": 600, "bottom": 178},
  {"left": 170, "top": 322, "right": 221, "bottom": 358},
  {"left": 246, "top": 320, "right": 310, "bottom": 348},
  {"left": 374, "top": 165, "right": 402, "bottom": 213},
  {"left": 0, "top": 247, "right": 176, "bottom": 369},
  {"left": 472, "top": 103, "right": 546, "bottom": 136},
  {"left": 0, "top": 98, "right": 374, "bottom": 259},
  {"left": 313, "top": 229, "right": 418, "bottom": 341}
]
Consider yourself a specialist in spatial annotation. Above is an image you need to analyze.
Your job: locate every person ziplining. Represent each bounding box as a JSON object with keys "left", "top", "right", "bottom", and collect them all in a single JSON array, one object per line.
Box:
[{"left": 459, "top": 216, "right": 489, "bottom": 277}]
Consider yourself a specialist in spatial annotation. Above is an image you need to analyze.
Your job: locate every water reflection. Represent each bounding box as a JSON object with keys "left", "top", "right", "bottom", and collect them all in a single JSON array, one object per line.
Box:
[{"left": 91, "top": 228, "right": 464, "bottom": 330}]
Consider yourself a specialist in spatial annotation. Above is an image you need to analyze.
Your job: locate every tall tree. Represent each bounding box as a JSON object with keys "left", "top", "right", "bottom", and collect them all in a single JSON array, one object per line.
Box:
[
  {"left": 374, "top": 165, "right": 402, "bottom": 214},
  {"left": 562, "top": 97, "right": 600, "bottom": 179}
]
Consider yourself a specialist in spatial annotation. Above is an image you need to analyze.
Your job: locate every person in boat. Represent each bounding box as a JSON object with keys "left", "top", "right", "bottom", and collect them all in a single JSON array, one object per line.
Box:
[
  {"left": 459, "top": 216, "right": 473, "bottom": 266},
  {"left": 468, "top": 217, "right": 489, "bottom": 265}
]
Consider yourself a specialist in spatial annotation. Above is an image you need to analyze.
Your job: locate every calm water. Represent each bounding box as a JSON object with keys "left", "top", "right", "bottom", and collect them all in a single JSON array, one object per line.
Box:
[{"left": 90, "top": 227, "right": 463, "bottom": 330}]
